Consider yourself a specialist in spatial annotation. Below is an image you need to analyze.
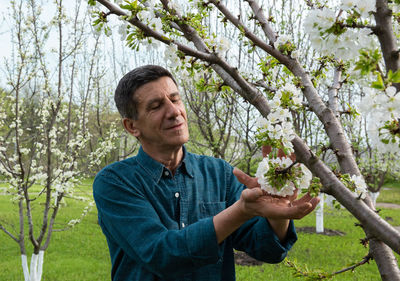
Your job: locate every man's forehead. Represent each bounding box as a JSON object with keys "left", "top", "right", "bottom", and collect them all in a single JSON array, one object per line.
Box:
[{"left": 134, "top": 77, "right": 179, "bottom": 103}]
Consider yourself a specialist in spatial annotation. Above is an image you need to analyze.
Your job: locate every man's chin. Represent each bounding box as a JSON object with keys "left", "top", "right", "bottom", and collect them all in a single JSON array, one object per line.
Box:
[{"left": 167, "top": 135, "right": 189, "bottom": 147}]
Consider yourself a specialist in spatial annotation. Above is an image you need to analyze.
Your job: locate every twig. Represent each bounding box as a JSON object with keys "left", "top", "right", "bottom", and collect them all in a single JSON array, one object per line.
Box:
[
  {"left": 332, "top": 254, "right": 372, "bottom": 275},
  {"left": 276, "top": 161, "right": 298, "bottom": 174}
]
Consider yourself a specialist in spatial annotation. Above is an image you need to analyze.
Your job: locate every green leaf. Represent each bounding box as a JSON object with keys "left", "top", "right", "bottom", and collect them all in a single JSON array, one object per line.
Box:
[
  {"left": 390, "top": 69, "right": 400, "bottom": 83},
  {"left": 371, "top": 73, "right": 384, "bottom": 90}
]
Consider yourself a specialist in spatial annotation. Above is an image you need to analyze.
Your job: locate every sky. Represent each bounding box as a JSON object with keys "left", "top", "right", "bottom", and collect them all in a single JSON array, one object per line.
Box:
[
  {"left": 0, "top": 0, "right": 12, "bottom": 62},
  {"left": 0, "top": 0, "right": 81, "bottom": 75}
]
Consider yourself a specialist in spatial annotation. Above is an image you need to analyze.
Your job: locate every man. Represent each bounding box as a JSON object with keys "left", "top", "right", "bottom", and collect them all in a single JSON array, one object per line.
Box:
[{"left": 93, "top": 65, "right": 319, "bottom": 281}]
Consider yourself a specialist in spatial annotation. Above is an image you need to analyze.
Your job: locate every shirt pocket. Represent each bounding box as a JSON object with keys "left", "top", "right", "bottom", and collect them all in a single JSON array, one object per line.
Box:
[{"left": 199, "top": 202, "right": 226, "bottom": 218}]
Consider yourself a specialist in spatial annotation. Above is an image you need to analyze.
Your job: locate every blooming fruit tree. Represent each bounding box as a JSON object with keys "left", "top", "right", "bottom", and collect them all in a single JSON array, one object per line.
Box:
[
  {"left": 90, "top": 0, "right": 400, "bottom": 279},
  {"left": 0, "top": 1, "right": 118, "bottom": 280}
]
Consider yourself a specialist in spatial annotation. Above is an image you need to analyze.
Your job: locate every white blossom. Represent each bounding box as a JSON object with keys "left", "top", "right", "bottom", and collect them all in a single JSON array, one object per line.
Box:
[
  {"left": 355, "top": 0, "right": 376, "bottom": 17},
  {"left": 274, "top": 34, "right": 291, "bottom": 49},
  {"left": 217, "top": 37, "right": 231, "bottom": 55},
  {"left": 351, "top": 174, "right": 368, "bottom": 199},
  {"left": 164, "top": 44, "right": 181, "bottom": 68},
  {"left": 341, "top": 0, "right": 357, "bottom": 11}
]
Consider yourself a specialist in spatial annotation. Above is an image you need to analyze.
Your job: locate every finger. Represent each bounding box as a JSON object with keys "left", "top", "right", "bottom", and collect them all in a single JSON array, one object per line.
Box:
[
  {"left": 292, "top": 193, "right": 311, "bottom": 206},
  {"left": 286, "top": 188, "right": 298, "bottom": 202},
  {"left": 233, "top": 167, "right": 259, "bottom": 188},
  {"left": 291, "top": 199, "right": 320, "bottom": 219},
  {"left": 260, "top": 204, "right": 312, "bottom": 220},
  {"left": 292, "top": 192, "right": 319, "bottom": 206},
  {"left": 241, "top": 188, "right": 264, "bottom": 202},
  {"left": 261, "top": 199, "right": 320, "bottom": 220},
  {"left": 294, "top": 197, "right": 320, "bottom": 218},
  {"left": 310, "top": 197, "right": 321, "bottom": 209}
]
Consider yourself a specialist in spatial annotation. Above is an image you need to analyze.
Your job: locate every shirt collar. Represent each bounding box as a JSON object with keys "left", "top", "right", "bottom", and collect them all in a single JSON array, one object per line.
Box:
[
  {"left": 136, "top": 146, "right": 194, "bottom": 183},
  {"left": 181, "top": 146, "right": 194, "bottom": 178}
]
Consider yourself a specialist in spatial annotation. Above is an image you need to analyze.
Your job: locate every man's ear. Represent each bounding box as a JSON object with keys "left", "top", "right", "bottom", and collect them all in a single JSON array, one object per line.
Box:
[{"left": 122, "top": 118, "right": 140, "bottom": 137}]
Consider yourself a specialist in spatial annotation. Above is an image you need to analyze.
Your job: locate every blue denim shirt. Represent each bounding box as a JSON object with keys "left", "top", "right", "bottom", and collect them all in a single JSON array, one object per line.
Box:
[{"left": 93, "top": 146, "right": 297, "bottom": 281}]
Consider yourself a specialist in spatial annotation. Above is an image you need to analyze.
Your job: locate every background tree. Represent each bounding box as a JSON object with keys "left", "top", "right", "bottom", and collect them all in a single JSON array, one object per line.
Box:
[
  {"left": 182, "top": 71, "right": 259, "bottom": 173},
  {"left": 0, "top": 1, "right": 119, "bottom": 280}
]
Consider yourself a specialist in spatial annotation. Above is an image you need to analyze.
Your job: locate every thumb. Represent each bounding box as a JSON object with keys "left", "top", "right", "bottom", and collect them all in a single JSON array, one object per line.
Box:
[
  {"left": 233, "top": 167, "right": 259, "bottom": 188},
  {"left": 241, "top": 187, "right": 264, "bottom": 202}
]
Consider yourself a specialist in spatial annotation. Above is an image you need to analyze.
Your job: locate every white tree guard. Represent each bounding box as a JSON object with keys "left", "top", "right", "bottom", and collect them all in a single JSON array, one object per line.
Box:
[
  {"left": 316, "top": 194, "right": 324, "bottom": 233},
  {"left": 369, "top": 191, "right": 380, "bottom": 208},
  {"left": 21, "top": 255, "right": 30, "bottom": 281},
  {"left": 21, "top": 251, "right": 44, "bottom": 281},
  {"left": 30, "top": 253, "right": 38, "bottom": 281},
  {"left": 37, "top": 251, "right": 44, "bottom": 281}
]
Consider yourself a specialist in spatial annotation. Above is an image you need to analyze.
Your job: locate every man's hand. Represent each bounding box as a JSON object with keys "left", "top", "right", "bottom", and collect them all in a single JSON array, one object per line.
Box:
[
  {"left": 212, "top": 167, "right": 320, "bottom": 244},
  {"left": 233, "top": 167, "right": 320, "bottom": 241},
  {"left": 233, "top": 167, "right": 320, "bottom": 220}
]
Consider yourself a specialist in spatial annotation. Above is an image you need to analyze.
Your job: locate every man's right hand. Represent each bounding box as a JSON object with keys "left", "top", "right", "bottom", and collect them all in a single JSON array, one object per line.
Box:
[{"left": 234, "top": 167, "right": 320, "bottom": 220}]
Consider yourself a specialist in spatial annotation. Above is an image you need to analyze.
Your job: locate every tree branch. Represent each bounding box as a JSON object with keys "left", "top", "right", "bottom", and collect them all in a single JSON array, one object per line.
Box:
[{"left": 0, "top": 223, "right": 19, "bottom": 243}]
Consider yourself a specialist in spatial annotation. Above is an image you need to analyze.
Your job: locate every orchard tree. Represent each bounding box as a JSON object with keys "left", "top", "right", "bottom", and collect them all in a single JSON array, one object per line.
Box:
[
  {"left": 90, "top": 0, "right": 400, "bottom": 279},
  {"left": 349, "top": 116, "right": 400, "bottom": 204},
  {"left": 182, "top": 72, "right": 259, "bottom": 170},
  {"left": 0, "top": 1, "right": 118, "bottom": 280}
]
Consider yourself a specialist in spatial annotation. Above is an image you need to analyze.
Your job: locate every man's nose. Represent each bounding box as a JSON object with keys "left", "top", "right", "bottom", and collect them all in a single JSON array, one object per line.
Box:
[{"left": 165, "top": 99, "right": 180, "bottom": 118}]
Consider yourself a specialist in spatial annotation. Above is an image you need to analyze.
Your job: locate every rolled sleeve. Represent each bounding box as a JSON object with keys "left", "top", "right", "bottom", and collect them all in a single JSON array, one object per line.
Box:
[
  {"left": 185, "top": 217, "right": 223, "bottom": 263},
  {"left": 232, "top": 217, "right": 297, "bottom": 263}
]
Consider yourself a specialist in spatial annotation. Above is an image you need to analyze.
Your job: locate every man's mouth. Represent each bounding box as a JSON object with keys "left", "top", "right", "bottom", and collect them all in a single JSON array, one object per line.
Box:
[{"left": 165, "top": 123, "right": 184, "bottom": 130}]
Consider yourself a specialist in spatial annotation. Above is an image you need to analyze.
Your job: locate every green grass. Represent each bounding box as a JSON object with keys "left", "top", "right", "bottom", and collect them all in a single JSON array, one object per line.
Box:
[
  {"left": 236, "top": 184, "right": 400, "bottom": 280},
  {"left": 0, "top": 180, "right": 399, "bottom": 280},
  {"left": 237, "top": 207, "right": 400, "bottom": 280},
  {"left": 378, "top": 181, "right": 400, "bottom": 205},
  {"left": 0, "top": 181, "right": 111, "bottom": 280}
]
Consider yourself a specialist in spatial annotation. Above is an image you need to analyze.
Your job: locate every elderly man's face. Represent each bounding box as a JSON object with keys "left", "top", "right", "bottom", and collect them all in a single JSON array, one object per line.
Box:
[{"left": 127, "top": 76, "right": 189, "bottom": 152}]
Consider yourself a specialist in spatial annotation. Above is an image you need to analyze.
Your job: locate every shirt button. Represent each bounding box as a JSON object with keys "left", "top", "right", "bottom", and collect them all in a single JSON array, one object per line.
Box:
[
  {"left": 181, "top": 222, "right": 185, "bottom": 228},
  {"left": 174, "top": 192, "right": 180, "bottom": 198},
  {"left": 164, "top": 171, "right": 169, "bottom": 177}
]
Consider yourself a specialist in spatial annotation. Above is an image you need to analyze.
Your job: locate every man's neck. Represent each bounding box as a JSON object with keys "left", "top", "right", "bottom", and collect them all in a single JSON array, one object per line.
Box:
[{"left": 142, "top": 145, "right": 184, "bottom": 174}]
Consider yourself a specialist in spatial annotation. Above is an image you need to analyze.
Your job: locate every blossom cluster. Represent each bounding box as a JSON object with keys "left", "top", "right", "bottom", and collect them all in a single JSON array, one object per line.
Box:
[
  {"left": 304, "top": 1, "right": 400, "bottom": 150},
  {"left": 67, "top": 201, "right": 94, "bottom": 227},
  {"left": 256, "top": 83, "right": 302, "bottom": 154},
  {"left": 88, "top": 124, "right": 119, "bottom": 170},
  {"left": 255, "top": 82, "right": 310, "bottom": 196},
  {"left": 304, "top": 2, "right": 376, "bottom": 61},
  {"left": 204, "top": 36, "right": 231, "bottom": 55},
  {"left": 358, "top": 86, "right": 400, "bottom": 151},
  {"left": 350, "top": 174, "right": 368, "bottom": 199},
  {"left": 137, "top": 4, "right": 163, "bottom": 34},
  {"left": 273, "top": 34, "right": 299, "bottom": 58},
  {"left": 255, "top": 157, "right": 312, "bottom": 197}
]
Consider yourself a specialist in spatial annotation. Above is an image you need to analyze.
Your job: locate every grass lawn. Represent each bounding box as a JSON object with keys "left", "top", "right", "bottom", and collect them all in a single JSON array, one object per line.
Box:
[
  {"left": 0, "top": 179, "right": 111, "bottom": 280},
  {"left": 377, "top": 180, "right": 400, "bottom": 205},
  {"left": 236, "top": 207, "right": 400, "bottom": 280},
  {"left": 236, "top": 181, "right": 400, "bottom": 280},
  {"left": 0, "top": 180, "right": 399, "bottom": 280}
]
